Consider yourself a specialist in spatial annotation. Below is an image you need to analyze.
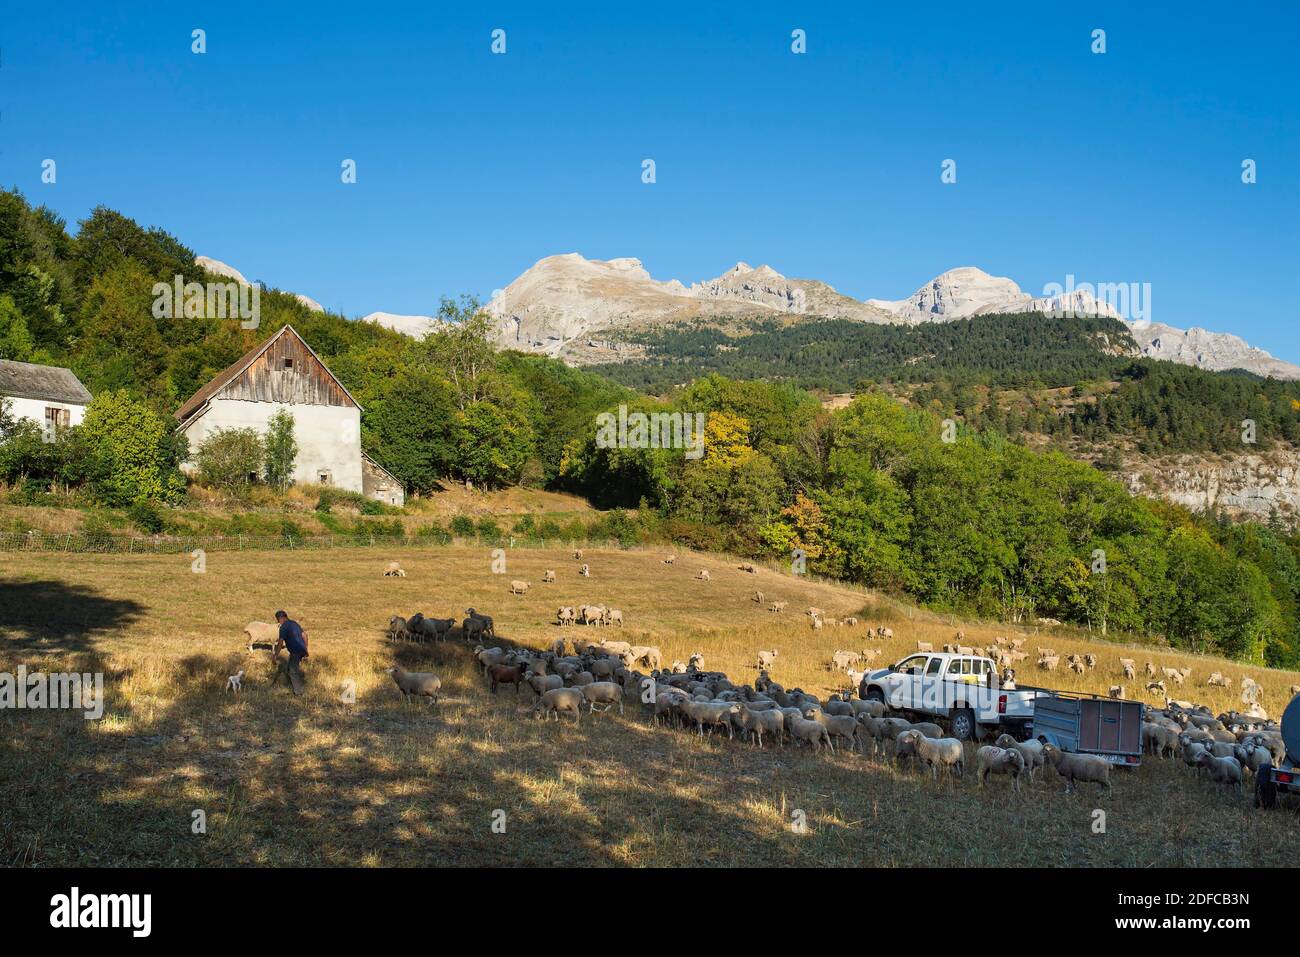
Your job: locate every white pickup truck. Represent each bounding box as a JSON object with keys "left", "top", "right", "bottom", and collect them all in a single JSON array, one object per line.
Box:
[{"left": 858, "top": 651, "right": 1037, "bottom": 741}]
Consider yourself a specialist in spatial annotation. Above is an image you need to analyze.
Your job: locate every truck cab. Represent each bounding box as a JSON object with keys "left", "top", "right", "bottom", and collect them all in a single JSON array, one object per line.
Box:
[{"left": 859, "top": 652, "right": 1035, "bottom": 741}]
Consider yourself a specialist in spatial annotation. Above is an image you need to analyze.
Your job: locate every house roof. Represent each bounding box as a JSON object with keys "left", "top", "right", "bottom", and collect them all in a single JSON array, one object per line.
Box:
[
  {"left": 174, "top": 325, "right": 361, "bottom": 425},
  {"left": 0, "top": 359, "right": 93, "bottom": 405},
  {"left": 362, "top": 452, "right": 404, "bottom": 487}
]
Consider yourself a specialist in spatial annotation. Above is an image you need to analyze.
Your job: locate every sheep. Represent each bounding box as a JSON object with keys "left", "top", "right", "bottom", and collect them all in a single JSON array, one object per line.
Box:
[
  {"left": 1207, "top": 672, "right": 1232, "bottom": 689},
  {"left": 663, "top": 554, "right": 676, "bottom": 565},
  {"left": 994, "top": 733, "right": 1045, "bottom": 780},
  {"left": 899, "top": 731, "right": 964, "bottom": 780},
  {"left": 1146, "top": 680, "right": 1167, "bottom": 697},
  {"left": 386, "top": 666, "right": 441, "bottom": 704},
  {"left": 1145, "top": 661, "right": 1157, "bottom": 677},
  {"left": 385, "top": 615, "right": 409, "bottom": 642},
  {"left": 681, "top": 699, "right": 741, "bottom": 737},
  {"left": 487, "top": 663, "right": 526, "bottom": 694},
  {"left": 1196, "top": 752, "right": 1243, "bottom": 792},
  {"left": 976, "top": 745, "right": 1025, "bottom": 790},
  {"left": 1042, "top": 744, "right": 1111, "bottom": 795},
  {"left": 525, "top": 672, "right": 563, "bottom": 697},
  {"left": 581, "top": 681, "right": 625, "bottom": 715},
  {"left": 850, "top": 698, "right": 887, "bottom": 719},
  {"left": 877, "top": 626, "right": 893, "bottom": 639},
  {"left": 383, "top": 561, "right": 407, "bottom": 578},
  {"left": 812, "top": 712, "right": 859, "bottom": 750},
  {"left": 830, "top": 650, "right": 860, "bottom": 671},
  {"left": 579, "top": 563, "right": 591, "bottom": 578},
  {"left": 769, "top": 601, "right": 787, "bottom": 613},
  {"left": 542, "top": 569, "right": 556, "bottom": 583},
  {"left": 1142, "top": 722, "right": 1181, "bottom": 758},
  {"left": 533, "top": 687, "right": 584, "bottom": 724},
  {"left": 509, "top": 579, "right": 530, "bottom": 595},
  {"left": 556, "top": 606, "right": 576, "bottom": 627},
  {"left": 695, "top": 569, "right": 711, "bottom": 582},
  {"left": 810, "top": 614, "right": 824, "bottom": 630},
  {"left": 475, "top": 645, "right": 507, "bottom": 673},
  {"left": 842, "top": 617, "right": 859, "bottom": 627},
  {"left": 788, "top": 714, "right": 834, "bottom": 751},
  {"left": 757, "top": 649, "right": 778, "bottom": 670},
  {"left": 916, "top": 641, "right": 934, "bottom": 653},
  {"left": 739, "top": 562, "right": 758, "bottom": 574},
  {"left": 465, "top": 607, "right": 495, "bottom": 638},
  {"left": 244, "top": 620, "right": 280, "bottom": 652},
  {"left": 605, "top": 608, "right": 624, "bottom": 628},
  {"left": 1084, "top": 654, "right": 1097, "bottom": 670},
  {"left": 807, "top": 606, "right": 825, "bottom": 619},
  {"left": 225, "top": 670, "right": 244, "bottom": 694},
  {"left": 751, "top": 590, "right": 765, "bottom": 603},
  {"left": 734, "top": 705, "right": 783, "bottom": 747},
  {"left": 1119, "top": 658, "right": 1136, "bottom": 680},
  {"left": 854, "top": 714, "right": 889, "bottom": 757},
  {"left": 573, "top": 549, "right": 584, "bottom": 560},
  {"left": 1038, "top": 655, "right": 1059, "bottom": 672},
  {"left": 1109, "top": 685, "right": 1126, "bottom": 699},
  {"left": 689, "top": 652, "right": 705, "bottom": 671}
]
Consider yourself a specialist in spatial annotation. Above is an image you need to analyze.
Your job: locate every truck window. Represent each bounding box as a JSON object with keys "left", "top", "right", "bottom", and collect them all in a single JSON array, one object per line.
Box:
[
  {"left": 896, "top": 655, "right": 926, "bottom": 675},
  {"left": 926, "top": 657, "right": 943, "bottom": 676}
]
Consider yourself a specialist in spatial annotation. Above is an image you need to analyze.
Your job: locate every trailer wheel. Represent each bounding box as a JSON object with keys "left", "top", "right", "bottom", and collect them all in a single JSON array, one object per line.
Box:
[
  {"left": 1255, "top": 765, "right": 1277, "bottom": 810},
  {"left": 950, "top": 708, "right": 976, "bottom": 742}
]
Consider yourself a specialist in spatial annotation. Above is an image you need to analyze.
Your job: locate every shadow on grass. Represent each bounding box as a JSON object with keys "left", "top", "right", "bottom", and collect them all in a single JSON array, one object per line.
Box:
[{"left": 0, "top": 577, "right": 147, "bottom": 657}]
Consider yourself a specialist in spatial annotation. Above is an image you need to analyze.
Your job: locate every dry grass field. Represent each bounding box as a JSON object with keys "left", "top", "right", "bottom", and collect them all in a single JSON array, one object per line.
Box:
[{"left": 3, "top": 544, "right": 1299, "bottom": 867}]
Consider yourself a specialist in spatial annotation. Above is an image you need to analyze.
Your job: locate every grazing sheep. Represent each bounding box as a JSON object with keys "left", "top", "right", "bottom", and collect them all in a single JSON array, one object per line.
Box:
[
  {"left": 1109, "top": 685, "right": 1126, "bottom": 699},
  {"left": 1196, "top": 752, "right": 1243, "bottom": 792},
  {"left": 1084, "top": 654, "right": 1097, "bottom": 670},
  {"left": 734, "top": 705, "right": 783, "bottom": 747},
  {"left": 487, "top": 663, "right": 526, "bottom": 694},
  {"left": 788, "top": 714, "right": 834, "bottom": 751},
  {"left": 877, "top": 626, "right": 893, "bottom": 639},
  {"left": 556, "top": 606, "right": 576, "bottom": 627},
  {"left": 509, "top": 580, "right": 530, "bottom": 595},
  {"left": 385, "top": 615, "right": 409, "bottom": 642},
  {"left": 769, "top": 601, "right": 787, "bottom": 613},
  {"left": 830, "top": 650, "right": 861, "bottom": 671},
  {"left": 579, "top": 563, "right": 591, "bottom": 578},
  {"left": 533, "top": 687, "right": 584, "bottom": 724},
  {"left": 1143, "top": 722, "right": 1181, "bottom": 758},
  {"left": 663, "top": 554, "right": 676, "bottom": 565},
  {"left": 465, "top": 607, "right": 495, "bottom": 638},
  {"left": 1042, "top": 744, "right": 1111, "bottom": 795},
  {"left": 581, "top": 681, "right": 625, "bottom": 715},
  {"left": 899, "top": 731, "right": 965, "bottom": 781},
  {"left": 696, "top": 569, "right": 711, "bottom": 582},
  {"left": 1038, "top": 656, "right": 1060, "bottom": 672},
  {"left": 1119, "top": 658, "right": 1136, "bottom": 680},
  {"left": 386, "top": 666, "right": 441, "bottom": 704},
  {"left": 383, "top": 561, "right": 407, "bottom": 578},
  {"left": 525, "top": 672, "right": 564, "bottom": 696},
  {"left": 542, "top": 569, "right": 556, "bottom": 583},
  {"left": 757, "top": 649, "right": 778, "bottom": 670},
  {"left": 739, "top": 562, "right": 758, "bottom": 574},
  {"left": 681, "top": 699, "right": 741, "bottom": 737},
  {"left": 605, "top": 608, "right": 624, "bottom": 628},
  {"left": 549, "top": 637, "right": 567, "bottom": 656},
  {"left": 573, "top": 549, "right": 584, "bottom": 560},
  {"left": 1206, "top": 672, "right": 1232, "bottom": 689},
  {"left": 993, "top": 734, "right": 1045, "bottom": 780},
  {"left": 1146, "top": 680, "right": 1167, "bottom": 697},
  {"left": 976, "top": 746, "right": 1025, "bottom": 790},
  {"left": 752, "top": 590, "right": 765, "bottom": 603},
  {"left": 810, "top": 614, "right": 824, "bottom": 630}
]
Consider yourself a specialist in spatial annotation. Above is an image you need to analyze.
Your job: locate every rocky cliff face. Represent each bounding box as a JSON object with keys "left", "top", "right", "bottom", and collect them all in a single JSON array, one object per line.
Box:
[
  {"left": 1121, "top": 450, "right": 1300, "bottom": 522},
  {"left": 1125, "top": 322, "right": 1300, "bottom": 378}
]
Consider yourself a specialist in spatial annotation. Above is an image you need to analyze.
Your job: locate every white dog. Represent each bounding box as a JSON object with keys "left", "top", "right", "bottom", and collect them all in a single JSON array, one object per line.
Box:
[{"left": 226, "top": 670, "right": 245, "bottom": 694}]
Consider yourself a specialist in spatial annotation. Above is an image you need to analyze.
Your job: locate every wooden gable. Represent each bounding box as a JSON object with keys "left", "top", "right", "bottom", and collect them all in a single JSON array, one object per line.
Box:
[{"left": 175, "top": 326, "right": 360, "bottom": 424}]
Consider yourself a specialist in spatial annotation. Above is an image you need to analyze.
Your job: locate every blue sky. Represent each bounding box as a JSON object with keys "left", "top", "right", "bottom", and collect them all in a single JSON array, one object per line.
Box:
[{"left": 3, "top": 2, "right": 1297, "bottom": 357}]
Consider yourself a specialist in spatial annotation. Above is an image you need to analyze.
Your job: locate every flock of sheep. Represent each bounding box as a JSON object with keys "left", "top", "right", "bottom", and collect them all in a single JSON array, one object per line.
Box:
[{"left": 313, "top": 553, "right": 1297, "bottom": 805}]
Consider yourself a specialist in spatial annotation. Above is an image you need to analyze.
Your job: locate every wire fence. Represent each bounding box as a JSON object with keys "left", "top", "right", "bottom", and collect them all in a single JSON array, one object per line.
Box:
[{"left": 0, "top": 530, "right": 613, "bottom": 555}]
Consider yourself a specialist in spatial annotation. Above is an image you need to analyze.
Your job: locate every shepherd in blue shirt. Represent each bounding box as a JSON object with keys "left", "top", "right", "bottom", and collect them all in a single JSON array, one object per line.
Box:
[{"left": 272, "top": 610, "right": 309, "bottom": 695}]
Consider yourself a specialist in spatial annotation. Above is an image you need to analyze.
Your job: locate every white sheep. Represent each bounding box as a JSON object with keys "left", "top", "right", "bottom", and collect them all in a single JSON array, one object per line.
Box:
[
  {"left": 581, "top": 681, "right": 625, "bottom": 715},
  {"left": 542, "top": 569, "right": 556, "bottom": 583},
  {"left": 787, "top": 714, "right": 834, "bottom": 751},
  {"left": 1042, "top": 744, "right": 1111, "bottom": 795},
  {"left": 383, "top": 561, "right": 406, "bottom": 578},
  {"left": 899, "top": 730, "right": 965, "bottom": 780},
  {"left": 225, "top": 670, "right": 245, "bottom": 694},
  {"left": 509, "top": 579, "right": 530, "bottom": 595},
  {"left": 244, "top": 620, "right": 280, "bottom": 651},
  {"left": 757, "top": 649, "right": 778, "bottom": 669},
  {"left": 533, "top": 687, "right": 584, "bottom": 724},
  {"left": 695, "top": 569, "right": 710, "bottom": 582},
  {"left": 976, "top": 745, "right": 1025, "bottom": 790},
  {"left": 386, "top": 666, "right": 441, "bottom": 704},
  {"left": 1196, "top": 752, "right": 1243, "bottom": 792},
  {"left": 993, "top": 733, "right": 1045, "bottom": 781}
]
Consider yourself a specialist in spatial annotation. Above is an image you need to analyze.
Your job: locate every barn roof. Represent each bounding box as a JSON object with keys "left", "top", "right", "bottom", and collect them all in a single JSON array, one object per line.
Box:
[
  {"left": 0, "top": 359, "right": 93, "bottom": 405},
  {"left": 174, "top": 325, "right": 361, "bottom": 425}
]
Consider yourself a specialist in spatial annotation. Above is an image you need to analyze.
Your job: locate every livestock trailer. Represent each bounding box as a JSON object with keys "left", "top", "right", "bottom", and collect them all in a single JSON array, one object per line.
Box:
[
  {"left": 1030, "top": 690, "right": 1144, "bottom": 766},
  {"left": 1255, "top": 692, "right": 1300, "bottom": 809}
]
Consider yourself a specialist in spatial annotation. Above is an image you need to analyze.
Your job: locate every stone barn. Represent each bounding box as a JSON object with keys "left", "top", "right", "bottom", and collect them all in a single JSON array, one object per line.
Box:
[{"left": 175, "top": 325, "right": 371, "bottom": 493}]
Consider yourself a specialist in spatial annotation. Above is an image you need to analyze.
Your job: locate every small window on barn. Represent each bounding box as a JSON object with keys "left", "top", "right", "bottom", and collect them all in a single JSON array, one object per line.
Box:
[
  {"left": 283, "top": 357, "right": 294, "bottom": 370},
  {"left": 318, "top": 470, "right": 332, "bottom": 485}
]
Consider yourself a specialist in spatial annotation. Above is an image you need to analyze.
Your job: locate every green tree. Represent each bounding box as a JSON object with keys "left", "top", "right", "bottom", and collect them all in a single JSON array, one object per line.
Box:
[
  {"left": 196, "top": 428, "right": 265, "bottom": 489},
  {"left": 263, "top": 409, "right": 298, "bottom": 491},
  {"left": 79, "top": 390, "right": 186, "bottom": 504}
]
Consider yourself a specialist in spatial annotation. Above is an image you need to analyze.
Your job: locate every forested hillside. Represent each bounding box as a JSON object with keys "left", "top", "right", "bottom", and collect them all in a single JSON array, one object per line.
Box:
[{"left": 5, "top": 189, "right": 1300, "bottom": 667}]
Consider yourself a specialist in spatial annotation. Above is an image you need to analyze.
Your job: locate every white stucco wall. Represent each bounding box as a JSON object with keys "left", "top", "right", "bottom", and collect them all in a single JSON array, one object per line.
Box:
[
  {"left": 3, "top": 394, "right": 87, "bottom": 429},
  {"left": 180, "top": 398, "right": 362, "bottom": 493}
]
